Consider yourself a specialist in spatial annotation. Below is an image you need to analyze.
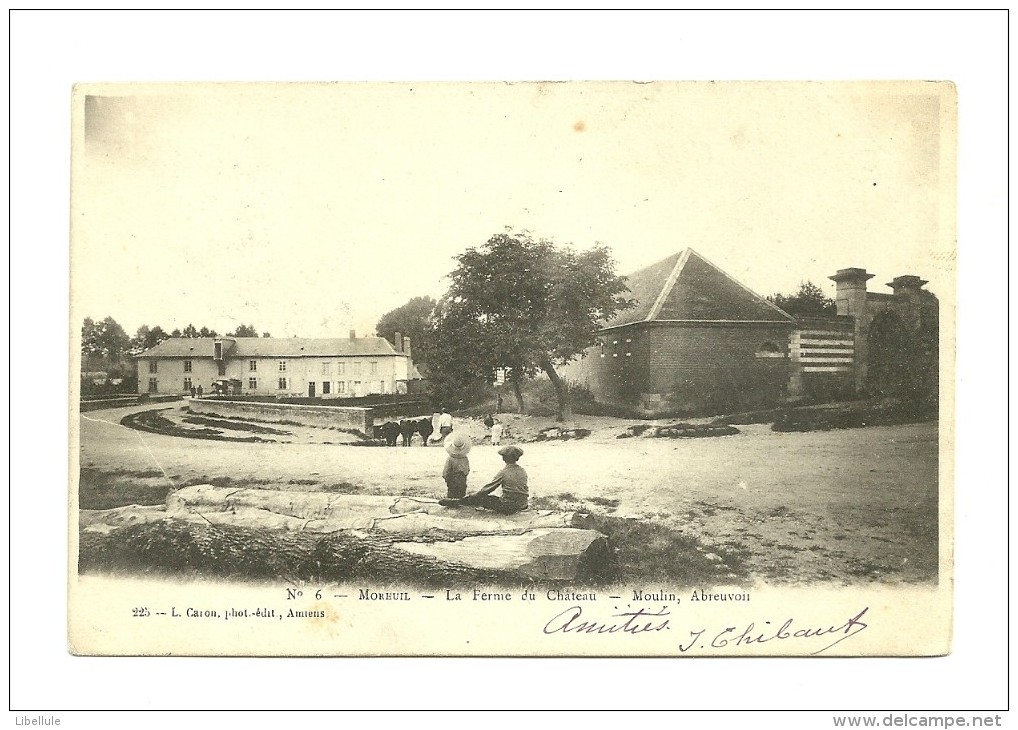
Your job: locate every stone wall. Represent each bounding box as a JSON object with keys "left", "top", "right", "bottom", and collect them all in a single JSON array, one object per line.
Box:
[
  {"left": 188, "top": 398, "right": 373, "bottom": 434},
  {"left": 80, "top": 394, "right": 181, "bottom": 412}
]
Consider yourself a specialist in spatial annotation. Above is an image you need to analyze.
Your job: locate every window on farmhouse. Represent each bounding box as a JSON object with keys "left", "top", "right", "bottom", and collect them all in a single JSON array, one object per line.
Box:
[
  {"left": 322, "top": 382, "right": 331, "bottom": 395},
  {"left": 249, "top": 378, "right": 257, "bottom": 390},
  {"left": 279, "top": 361, "right": 287, "bottom": 372},
  {"left": 278, "top": 377, "right": 288, "bottom": 390},
  {"left": 184, "top": 360, "right": 192, "bottom": 372},
  {"left": 149, "top": 361, "right": 158, "bottom": 374},
  {"left": 217, "top": 362, "right": 226, "bottom": 376},
  {"left": 148, "top": 377, "right": 158, "bottom": 393},
  {"left": 336, "top": 362, "right": 345, "bottom": 376},
  {"left": 322, "top": 362, "right": 331, "bottom": 375},
  {"left": 249, "top": 360, "right": 257, "bottom": 372},
  {"left": 337, "top": 381, "right": 346, "bottom": 394},
  {"left": 370, "top": 361, "right": 378, "bottom": 374},
  {"left": 183, "top": 377, "right": 192, "bottom": 391}
]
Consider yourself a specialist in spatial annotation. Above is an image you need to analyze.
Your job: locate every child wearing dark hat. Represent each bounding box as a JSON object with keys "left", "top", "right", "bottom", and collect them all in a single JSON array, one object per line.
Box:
[
  {"left": 440, "top": 445, "right": 528, "bottom": 514},
  {"left": 442, "top": 433, "right": 472, "bottom": 499}
]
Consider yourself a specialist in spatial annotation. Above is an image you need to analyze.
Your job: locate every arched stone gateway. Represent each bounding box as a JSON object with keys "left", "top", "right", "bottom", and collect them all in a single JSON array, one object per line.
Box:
[
  {"left": 868, "top": 310, "right": 912, "bottom": 396},
  {"left": 867, "top": 306, "right": 939, "bottom": 402}
]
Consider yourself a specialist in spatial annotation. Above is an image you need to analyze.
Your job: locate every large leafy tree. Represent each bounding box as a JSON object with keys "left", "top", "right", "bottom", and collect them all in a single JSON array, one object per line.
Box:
[
  {"left": 375, "top": 296, "right": 436, "bottom": 350},
  {"left": 81, "top": 316, "right": 131, "bottom": 370},
  {"left": 767, "top": 281, "right": 837, "bottom": 317},
  {"left": 81, "top": 317, "right": 100, "bottom": 358},
  {"left": 428, "top": 231, "right": 632, "bottom": 421},
  {"left": 132, "top": 324, "right": 169, "bottom": 351},
  {"left": 231, "top": 324, "right": 258, "bottom": 337},
  {"left": 97, "top": 316, "right": 130, "bottom": 360},
  {"left": 132, "top": 325, "right": 151, "bottom": 350}
]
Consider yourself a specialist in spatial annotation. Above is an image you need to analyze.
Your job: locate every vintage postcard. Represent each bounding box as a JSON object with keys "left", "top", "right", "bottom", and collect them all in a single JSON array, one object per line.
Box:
[{"left": 68, "top": 80, "right": 955, "bottom": 657}]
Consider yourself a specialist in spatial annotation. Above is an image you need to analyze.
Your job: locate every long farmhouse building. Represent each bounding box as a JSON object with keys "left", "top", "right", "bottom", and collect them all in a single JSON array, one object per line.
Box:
[
  {"left": 135, "top": 331, "right": 419, "bottom": 398},
  {"left": 561, "top": 248, "right": 938, "bottom": 414}
]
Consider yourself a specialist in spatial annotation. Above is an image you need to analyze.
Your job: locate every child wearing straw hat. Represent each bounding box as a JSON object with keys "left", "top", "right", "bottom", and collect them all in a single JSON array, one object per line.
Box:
[{"left": 442, "top": 433, "right": 472, "bottom": 499}]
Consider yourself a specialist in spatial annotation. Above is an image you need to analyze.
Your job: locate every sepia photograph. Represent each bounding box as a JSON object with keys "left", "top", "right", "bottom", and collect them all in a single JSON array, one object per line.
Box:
[
  {"left": 9, "top": 8, "right": 1007, "bottom": 719},
  {"left": 69, "top": 80, "right": 953, "bottom": 657}
]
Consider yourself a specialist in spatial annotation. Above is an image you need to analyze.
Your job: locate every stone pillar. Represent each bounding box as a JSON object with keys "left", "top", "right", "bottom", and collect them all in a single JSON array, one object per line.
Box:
[
  {"left": 887, "top": 275, "right": 930, "bottom": 329},
  {"left": 829, "top": 268, "right": 874, "bottom": 390},
  {"left": 787, "top": 330, "right": 803, "bottom": 396}
]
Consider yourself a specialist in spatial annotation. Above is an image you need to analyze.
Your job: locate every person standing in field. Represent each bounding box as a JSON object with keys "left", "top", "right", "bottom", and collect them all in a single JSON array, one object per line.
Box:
[
  {"left": 436, "top": 407, "right": 454, "bottom": 443},
  {"left": 430, "top": 410, "right": 442, "bottom": 444},
  {"left": 490, "top": 419, "right": 503, "bottom": 447},
  {"left": 441, "top": 433, "right": 471, "bottom": 499}
]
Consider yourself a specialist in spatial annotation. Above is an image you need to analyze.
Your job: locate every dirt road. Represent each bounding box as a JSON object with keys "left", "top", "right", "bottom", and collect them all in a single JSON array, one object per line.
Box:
[{"left": 77, "top": 404, "right": 940, "bottom": 586}]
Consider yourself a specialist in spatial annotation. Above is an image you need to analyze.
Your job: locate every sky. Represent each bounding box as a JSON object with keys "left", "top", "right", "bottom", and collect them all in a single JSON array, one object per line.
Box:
[{"left": 72, "top": 80, "right": 954, "bottom": 340}]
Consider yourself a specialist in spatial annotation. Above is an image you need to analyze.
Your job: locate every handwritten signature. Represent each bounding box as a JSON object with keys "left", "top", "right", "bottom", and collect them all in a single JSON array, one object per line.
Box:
[{"left": 542, "top": 605, "right": 870, "bottom": 655}]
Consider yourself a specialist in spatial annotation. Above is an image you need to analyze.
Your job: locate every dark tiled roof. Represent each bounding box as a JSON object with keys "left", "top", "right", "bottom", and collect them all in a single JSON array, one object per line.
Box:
[
  {"left": 610, "top": 252, "right": 684, "bottom": 326},
  {"left": 605, "top": 249, "right": 794, "bottom": 328},
  {"left": 136, "top": 337, "right": 404, "bottom": 358}
]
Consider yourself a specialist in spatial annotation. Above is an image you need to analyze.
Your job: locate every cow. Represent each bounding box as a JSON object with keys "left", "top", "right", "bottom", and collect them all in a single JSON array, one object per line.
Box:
[
  {"left": 416, "top": 417, "right": 434, "bottom": 446},
  {"left": 399, "top": 419, "right": 417, "bottom": 447},
  {"left": 378, "top": 421, "right": 401, "bottom": 447}
]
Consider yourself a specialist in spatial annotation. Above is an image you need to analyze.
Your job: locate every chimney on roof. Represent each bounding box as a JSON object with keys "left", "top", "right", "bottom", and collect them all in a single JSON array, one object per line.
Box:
[
  {"left": 403, "top": 336, "right": 411, "bottom": 358},
  {"left": 349, "top": 329, "right": 356, "bottom": 340},
  {"left": 394, "top": 332, "right": 403, "bottom": 352}
]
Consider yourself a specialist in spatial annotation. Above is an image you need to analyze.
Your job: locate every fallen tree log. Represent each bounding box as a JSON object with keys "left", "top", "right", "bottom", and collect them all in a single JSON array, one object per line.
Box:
[
  {"left": 165, "top": 485, "right": 398, "bottom": 519},
  {"left": 79, "top": 504, "right": 172, "bottom": 534},
  {"left": 78, "top": 521, "right": 602, "bottom": 585},
  {"left": 79, "top": 485, "right": 610, "bottom": 583},
  {"left": 157, "top": 485, "right": 592, "bottom": 533},
  {"left": 394, "top": 528, "right": 610, "bottom": 581},
  {"left": 81, "top": 500, "right": 591, "bottom": 536}
]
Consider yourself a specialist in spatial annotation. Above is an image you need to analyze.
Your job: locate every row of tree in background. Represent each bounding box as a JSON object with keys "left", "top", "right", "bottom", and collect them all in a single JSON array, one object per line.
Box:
[
  {"left": 131, "top": 322, "right": 270, "bottom": 346},
  {"left": 81, "top": 317, "right": 270, "bottom": 381},
  {"left": 80, "top": 231, "right": 848, "bottom": 417},
  {"left": 766, "top": 281, "right": 838, "bottom": 317}
]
